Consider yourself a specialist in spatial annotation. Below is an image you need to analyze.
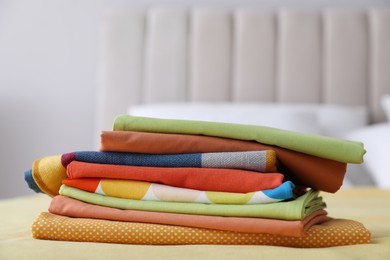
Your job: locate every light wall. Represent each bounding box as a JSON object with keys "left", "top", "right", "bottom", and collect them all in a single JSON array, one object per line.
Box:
[{"left": 1, "top": 0, "right": 389, "bottom": 199}]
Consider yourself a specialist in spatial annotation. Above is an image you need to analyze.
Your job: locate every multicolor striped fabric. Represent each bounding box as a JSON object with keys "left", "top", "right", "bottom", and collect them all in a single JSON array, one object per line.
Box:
[
  {"left": 24, "top": 150, "right": 278, "bottom": 197},
  {"left": 63, "top": 150, "right": 276, "bottom": 172},
  {"left": 62, "top": 178, "right": 298, "bottom": 205}
]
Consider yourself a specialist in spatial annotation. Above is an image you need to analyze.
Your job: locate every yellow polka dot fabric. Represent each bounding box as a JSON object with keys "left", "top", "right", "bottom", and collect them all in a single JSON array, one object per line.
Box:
[{"left": 32, "top": 212, "right": 371, "bottom": 248}]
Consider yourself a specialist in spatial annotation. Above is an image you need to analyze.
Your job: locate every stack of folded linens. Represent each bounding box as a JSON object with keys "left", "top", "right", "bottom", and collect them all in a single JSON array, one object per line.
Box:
[{"left": 24, "top": 115, "right": 371, "bottom": 247}]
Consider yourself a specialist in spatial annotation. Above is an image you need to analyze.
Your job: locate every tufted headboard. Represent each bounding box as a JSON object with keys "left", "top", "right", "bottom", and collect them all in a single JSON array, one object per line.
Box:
[{"left": 96, "top": 7, "right": 390, "bottom": 132}]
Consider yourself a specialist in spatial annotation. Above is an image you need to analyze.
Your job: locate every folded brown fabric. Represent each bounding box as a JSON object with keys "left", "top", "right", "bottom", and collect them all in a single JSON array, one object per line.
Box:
[{"left": 100, "top": 131, "right": 347, "bottom": 193}]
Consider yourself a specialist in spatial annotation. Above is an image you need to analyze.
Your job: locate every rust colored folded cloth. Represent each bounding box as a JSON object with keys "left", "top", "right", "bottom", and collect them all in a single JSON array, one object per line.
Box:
[
  {"left": 32, "top": 212, "right": 371, "bottom": 247},
  {"left": 113, "top": 115, "right": 365, "bottom": 163},
  {"left": 100, "top": 131, "right": 347, "bottom": 193},
  {"left": 49, "top": 195, "right": 329, "bottom": 237},
  {"left": 67, "top": 161, "right": 284, "bottom": 193}
]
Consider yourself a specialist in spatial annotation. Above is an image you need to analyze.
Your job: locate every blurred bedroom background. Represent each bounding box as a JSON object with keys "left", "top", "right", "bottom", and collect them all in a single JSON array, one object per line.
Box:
[{"left": 1, "top": 0, "right": 390, "bottom": 199}]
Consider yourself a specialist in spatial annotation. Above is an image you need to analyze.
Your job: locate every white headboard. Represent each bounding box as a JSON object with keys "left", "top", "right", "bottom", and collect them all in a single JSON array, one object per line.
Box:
[{"left": 97, "top": 7, "right": 390, "bottom": 132}]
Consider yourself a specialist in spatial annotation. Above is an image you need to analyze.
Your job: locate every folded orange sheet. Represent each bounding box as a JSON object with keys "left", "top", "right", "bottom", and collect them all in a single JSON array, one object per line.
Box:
[
  {"left": 100, "top": 131, "right": 347, "bottom": 193},
  {"left": 49, "top": 195, "right": 329, "bottom": 237},
  {"left": 67, "top": 161, "right": 284, "bottom": 193},
  {"left": 32, "top": 212, "right": 371, "bottom": 247}
]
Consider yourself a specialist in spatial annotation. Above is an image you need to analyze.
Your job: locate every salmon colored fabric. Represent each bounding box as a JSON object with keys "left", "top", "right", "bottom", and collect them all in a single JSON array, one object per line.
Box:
[
  {"left": 66, "top": 161, "right": 284, "bottom": 193},
  {"left": 100, "top": 131, "right": 347, "bottom": 193},
  {"left": 49, "top": 195, "right": 329, "bottom": 237},
  {"left": 32, "top": 212, "right": 371, "bottom": 247}
]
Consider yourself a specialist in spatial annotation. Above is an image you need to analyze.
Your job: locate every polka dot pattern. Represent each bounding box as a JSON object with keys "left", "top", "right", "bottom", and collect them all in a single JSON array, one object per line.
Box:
[{"left": 32, "top": 212, "right": 371, "bottom": 248}]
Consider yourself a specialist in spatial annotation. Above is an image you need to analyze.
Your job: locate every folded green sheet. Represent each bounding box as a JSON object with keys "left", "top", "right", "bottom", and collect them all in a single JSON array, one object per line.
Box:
[
  {"left": 59, "top": 185, "right": 325, "bottom": 220},
  {"left": 113, "top": 115, "right": 366, "bottom": 163}
]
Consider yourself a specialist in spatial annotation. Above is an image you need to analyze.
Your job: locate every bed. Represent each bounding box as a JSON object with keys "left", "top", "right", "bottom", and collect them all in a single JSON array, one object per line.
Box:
[
  {"left": 1, "top": 188, "right": 389, "bottom": 259},
  {"left": 2, "top": 6, "right": 390, "bottom": 260}
]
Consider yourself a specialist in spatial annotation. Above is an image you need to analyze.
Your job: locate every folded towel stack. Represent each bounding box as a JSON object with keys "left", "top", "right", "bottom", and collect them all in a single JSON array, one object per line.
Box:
[{"left": 25, "top": 115, "right": 371, "bottom": 247}]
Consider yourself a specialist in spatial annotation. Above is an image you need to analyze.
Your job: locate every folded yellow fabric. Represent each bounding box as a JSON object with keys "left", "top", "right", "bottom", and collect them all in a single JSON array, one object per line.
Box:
[
  {"left": 32, "top": 212, "right": 371, "bottom": 247},
  {"left": 113, "top": 115, "right": 366, "bottom": 163},
  {"left": 31, "top": 155, "right": 66, "bottom": 197}
]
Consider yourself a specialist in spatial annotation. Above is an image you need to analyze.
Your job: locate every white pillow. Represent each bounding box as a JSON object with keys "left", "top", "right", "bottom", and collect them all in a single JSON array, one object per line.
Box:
[
  {"left": 317, "top": 105, "right": 368, "bottom": 138},
  {"left": 128, "top": 102, "right": 321, "bottom": 134},
  {"left": 128, "top": 102, "right": 368, "bottom": 137},
  {"left": 381, "top": 94, "right": 390, "bottom": 121},
  {"left": 343, "top": 123, "right": 390, "bottom": 188}
]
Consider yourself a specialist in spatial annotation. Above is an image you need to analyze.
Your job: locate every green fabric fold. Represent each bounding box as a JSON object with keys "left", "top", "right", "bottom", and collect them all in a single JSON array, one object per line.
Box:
[
  {"left": 59, "top": 185, "right": 325, "bottom": 220},
  {"left": 113, "top": 115, "right": 365, "bottom": 163}
]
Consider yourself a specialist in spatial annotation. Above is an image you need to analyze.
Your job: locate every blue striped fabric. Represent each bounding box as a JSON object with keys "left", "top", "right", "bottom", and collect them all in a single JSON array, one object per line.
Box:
[
  {"left": 74, "top": 151, "right": 202, "bottom": 168},
  {"left": 73, "top": 151, "right": 271, "bottom": 172}
]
